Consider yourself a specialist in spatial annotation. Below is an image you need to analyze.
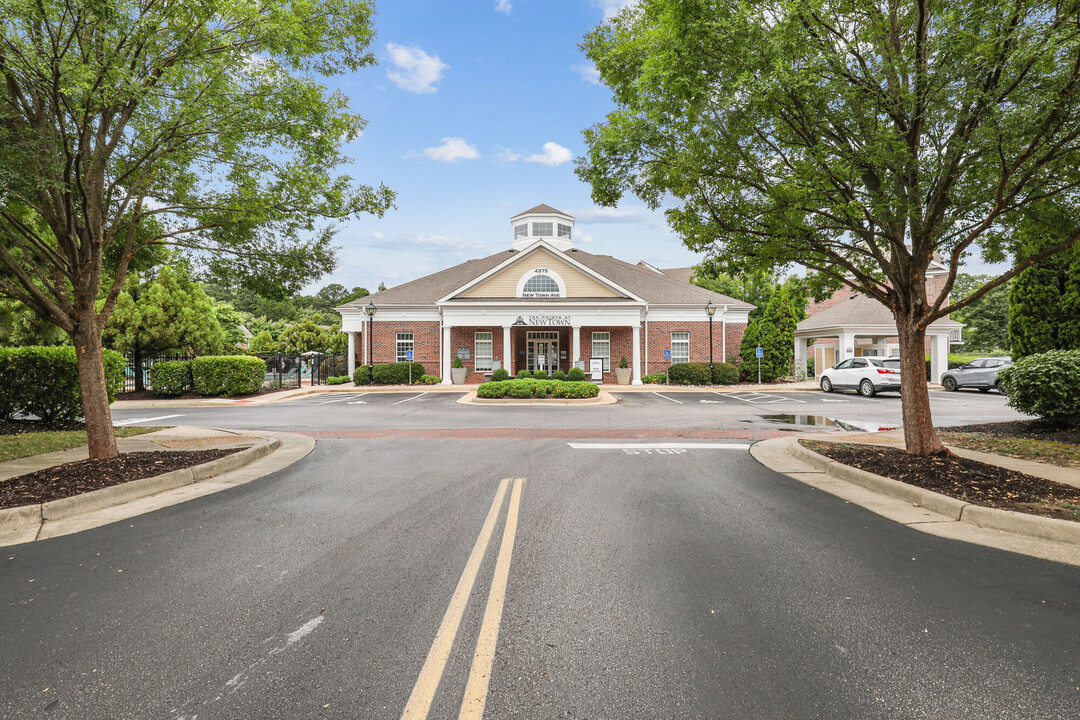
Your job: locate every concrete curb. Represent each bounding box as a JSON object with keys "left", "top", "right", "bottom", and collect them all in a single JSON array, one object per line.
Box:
[
  {"left": 0, "top": 437, "right": 279, "bottom": 532},
  {"left": 784, "top": 437, "right": 1080, "bottom": 546}
]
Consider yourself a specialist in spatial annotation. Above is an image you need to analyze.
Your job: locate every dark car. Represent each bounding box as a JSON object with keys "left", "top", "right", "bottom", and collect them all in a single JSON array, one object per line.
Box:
[{"left": 940, "top": 357, "right": 1012, "bottom": 394}]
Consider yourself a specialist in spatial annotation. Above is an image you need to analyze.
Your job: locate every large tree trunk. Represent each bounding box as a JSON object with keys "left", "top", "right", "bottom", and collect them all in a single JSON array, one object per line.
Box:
[
  {"left": 73, "top": 323, "right": 120, "bottom": 460},
  {"left": 897, "top": 316, "right": 946, "bottom": 455}
]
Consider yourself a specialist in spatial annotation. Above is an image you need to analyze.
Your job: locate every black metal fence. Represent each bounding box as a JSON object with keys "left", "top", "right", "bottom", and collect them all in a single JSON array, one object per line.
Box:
[{"left": 123, "top": 352, "right": 350, "bottom": 393}]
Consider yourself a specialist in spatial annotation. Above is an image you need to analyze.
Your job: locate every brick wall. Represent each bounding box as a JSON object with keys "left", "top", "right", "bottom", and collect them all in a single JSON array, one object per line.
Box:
[
  {"left": 643, "top": 320, "right": 747, "bottom": 375},
  {"left": 579, "top": 326, "right": 633, "bottom": 383},
  {"left": 353, "top": 320, "right": 440, "bottom": 375},
  {"left": 450, "top": 326, "right": 509, "bottom": 383}
]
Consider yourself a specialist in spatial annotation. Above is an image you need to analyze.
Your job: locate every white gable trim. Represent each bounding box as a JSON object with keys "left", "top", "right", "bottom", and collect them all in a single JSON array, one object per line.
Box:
[{"left": 436, "top": 240, "right": 644, "bottom": 303}]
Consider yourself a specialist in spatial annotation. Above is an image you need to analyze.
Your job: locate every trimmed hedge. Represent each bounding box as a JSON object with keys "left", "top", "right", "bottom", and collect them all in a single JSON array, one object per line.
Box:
[
  {"left": 476, "top": 378, "right": 599, "bottom": 399},
  {"left": 999, "top": 350, "right": 1080, "bottom": 425},
  {"left": 516, "top": 369, "right": 532, "bottom": 379},
  {"left": 667, "top": 362, "right": 739, "bottom": 385},
  {"left": 191, "top": 356, "right": 265, "bottom": 397},
  {"left": 533, "top": 370, "right": 548, "bottom": 380},
  {"left": 551, "top": 369, "right": 566, "bottom": 381},
  {"left": 0, "top": 346, "right": 125, "bottom": 424},
  {"left": 149, "top": 360, "right": 192, "bottom": 396},
  {"left": 352, "top": 362, "right": 426, "bottom": 385},
  {"left": 326, "top": 375, "right": 350, "bottom": 385},
  {"left": 353, "top": 365, "right": 372, "bottom": 385},
  {"left": 491, "top": 368, "right": 510, "bottom": 382},
  {"left": 567, "top": 367, "right": 586, "bottom": 382}
]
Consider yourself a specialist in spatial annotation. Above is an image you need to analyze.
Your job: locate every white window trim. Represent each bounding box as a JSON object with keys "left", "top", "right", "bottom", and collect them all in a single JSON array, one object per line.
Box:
[
  {"left": 671, "top": 331, "right": 690, "bottom": 365},
  {"left": 532, "top": 221, "right": 553, "bottom": 237},
  {"left": 516, "top": 268, "right": 566, "bottom": 298},
  {"left": 557, "top": 223, "right": 572, "bottom": 239},
  {"left": 475, "top": 332, "right": 493, "bottom": 373},
  {"left": 513, "top": 224, "right": 528, "bottom": 239},
  {"left": 592, "top": 331, "right": 611, "bottom": 371},
  {"left": 396, "top": 332, "right": 414, "bottom": 363}
]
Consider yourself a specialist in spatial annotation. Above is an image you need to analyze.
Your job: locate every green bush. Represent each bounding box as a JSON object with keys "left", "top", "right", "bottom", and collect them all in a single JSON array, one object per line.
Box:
[
  {"left": 551, "top": 369, "right": 566, "bottom": 381},
  {"left": 533, "top": 369, "right": 548, "bottom": 380},
  {"left": 567, "top": 367, "right": 586, "bottom": 382},
  {"left": 325, "top": 375, "right": 350, "bottom": 385},
  {"left": 516, "top": 369, "right": 532, "bottom": 379},
  {"left": 476, "top": 380, "right": 509, "bottom": 398},
  {"left": 452, "top": 356, "right": 465, "bottom": 369},
  {"left": 551, "top": 381, "right": 599, "bottom": 398},
  {"left": 491, "top": 368, "right": 510, "bottom": 382},
  {"left": 508, "top": 380, "right": 536, "bottom": 398},
  {"left": 618, "top": 356, "right": 629, "bottom": 369},
  {"left": 668, "top": 362, "right": 712, "bottom": 385},
  {"left": 418, "top": 374, "right": 442, "bottom": 384},
  {"left": 149, "top": 360, "right": 192, "bottom": 396},
  {"left": 372, "top": 362, "right": 426, "bottom": 384},
  {"left": 353, "top": 365, "right": 372, "bottom": 385},
  {"left": 191, "top": 355, "right": 265, "bottom": 396},
  {"left": 999, "top": 350, "right": 1080, "bottom": 425},
  {"left": 642, "top": 373, "right": 665, "bottom": 384},
  {"left": 475, "top": 378, "right": 599, "bottom": 399},
  {"left": 712, "top": 362, "right": 739, "bottom": 385},
  {"left": 0, "top": 346, "right": 125, "bottom": 424}
]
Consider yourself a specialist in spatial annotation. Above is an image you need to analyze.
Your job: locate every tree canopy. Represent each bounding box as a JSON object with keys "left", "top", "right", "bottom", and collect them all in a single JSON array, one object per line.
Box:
[
  {"left": 951, "top": 274, "right": 1011, "bottom": 353},
  {"left": 578, "top": 0, "right": 1080, "bottom": 453},
  {"left": 0, "top": 0, "right": 392, "bottom": 457}
]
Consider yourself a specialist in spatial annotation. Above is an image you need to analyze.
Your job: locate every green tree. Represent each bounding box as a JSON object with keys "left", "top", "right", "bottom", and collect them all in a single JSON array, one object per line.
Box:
[
  {"left": 0, "top": 299, "right": 67, "bottom": 346},
  {"left": 951, "top": 274, "right": 1011, "bottom": 353},
  {"left": 739, "top": 286, "right": 798, "bottom": 382},
  {"left": 0, "top": 0, "right": 393, "bottom": 458},
  {"left": 247, "top": 330, "right": 280, "bottom": 354},
  {"left": 214, "top": 302, "right": 248, "bottom": 349},
  {"left": 578, "top": 0, "right": 1080, "bottom": 454},
  {"left": 1008, "top": 207, "right": 1080, "bottom": 357},
  {"left": 278, "top": 318, "right": 331, "bottom": 354},
  {"left": 102, "top": 266, "right": 226, "bottom": 391},
  {"left": 693, "top": 269, "right": 776, "bottom": 323}
]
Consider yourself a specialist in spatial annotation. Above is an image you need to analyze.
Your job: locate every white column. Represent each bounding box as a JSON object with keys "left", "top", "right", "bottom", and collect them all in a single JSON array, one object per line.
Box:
[
  {"left": 363, "top": 322, "right": 369, "bottom": 365},
  {"left": 839, "top": 332, "right": 855, "bottom": 361},
  {"left": 347, "top": 331, "right": 356, "bottom": 378},
  {"left": 794, "top": 336, "right": 806, "bottom": 378},
  {"left": 572, "top": 326, "right": 581, "bottom": 365},
  {"left": 441, "top": 325, "right": 452, "bottom": 384},
  {"left": 631, "top": 324, "right": 642, "bottom": 385},
  {"left": 930, "top": 332, "right": 949, "bottom": 385},
  {"left": 503, "top": 325, "right": 512, "bottom": 373}
]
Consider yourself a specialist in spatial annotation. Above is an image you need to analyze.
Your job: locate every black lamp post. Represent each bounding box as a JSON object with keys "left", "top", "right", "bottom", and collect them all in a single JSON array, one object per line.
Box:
[
  {"left": 705, "top": 301, "right": 716, "bottom": 382},
  {"left": 364, "top": 300, "right": 377, "bottom": 378}
]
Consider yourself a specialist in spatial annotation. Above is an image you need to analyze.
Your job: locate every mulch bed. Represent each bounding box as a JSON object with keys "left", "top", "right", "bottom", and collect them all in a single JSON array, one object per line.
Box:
[
  {"left": 937, "top": 419, "right": 1080, "bottom": 446},
  {"left": 802, "top": 440, "right": 1080, "bottom": 522},
  {"left": 0, "top": 449, "right": 239, "bottom": 510}
]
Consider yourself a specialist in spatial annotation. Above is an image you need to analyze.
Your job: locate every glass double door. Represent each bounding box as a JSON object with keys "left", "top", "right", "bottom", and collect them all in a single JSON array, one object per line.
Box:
[{"left": 527, "top": 333, "right": 559, "bottom": 373}]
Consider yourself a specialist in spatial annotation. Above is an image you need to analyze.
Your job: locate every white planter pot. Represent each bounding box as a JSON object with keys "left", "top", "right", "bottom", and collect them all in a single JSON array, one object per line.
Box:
[
  {"left": 451, "top": 367, "right": 468, "bottom": 384},
  {"left": 615, "top": 367, "right": 632, "bottom": 385}
]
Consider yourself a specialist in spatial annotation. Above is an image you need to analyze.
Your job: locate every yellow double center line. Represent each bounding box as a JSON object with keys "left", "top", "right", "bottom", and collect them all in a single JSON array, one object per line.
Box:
[{"left": 400, "top": 478, "right": 525, "bottom": 720}]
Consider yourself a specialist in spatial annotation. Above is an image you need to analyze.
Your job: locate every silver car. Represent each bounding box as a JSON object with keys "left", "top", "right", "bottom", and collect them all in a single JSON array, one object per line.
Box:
[{"left": 940, "top": 357, "right": 1012, "bottom": 394}]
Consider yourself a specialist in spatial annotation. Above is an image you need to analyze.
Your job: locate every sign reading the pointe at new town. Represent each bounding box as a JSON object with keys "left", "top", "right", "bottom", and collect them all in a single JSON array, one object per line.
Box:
[{"left": 525, "top": 315, "right": 571, "bottom": 326}]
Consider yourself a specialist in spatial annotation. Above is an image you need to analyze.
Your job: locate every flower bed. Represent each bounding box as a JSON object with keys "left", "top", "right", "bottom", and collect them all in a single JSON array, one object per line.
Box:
[{"left": 476, "top": 378, "right": 599, "bottom": 399}]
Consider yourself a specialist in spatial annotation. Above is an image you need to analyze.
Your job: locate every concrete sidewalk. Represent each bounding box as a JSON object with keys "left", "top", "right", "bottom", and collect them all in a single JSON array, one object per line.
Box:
[
  {"left": 752, "top": 431, "right": 1080, "bottom": 567},
  {"left": 0, "top": 426, "right": 315, "bottom": 546}
]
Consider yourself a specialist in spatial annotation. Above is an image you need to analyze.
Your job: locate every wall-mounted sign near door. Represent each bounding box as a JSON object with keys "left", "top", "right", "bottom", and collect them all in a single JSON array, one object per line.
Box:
[{"left": 525, "top": 315, "right": 570, "bottom": 326}]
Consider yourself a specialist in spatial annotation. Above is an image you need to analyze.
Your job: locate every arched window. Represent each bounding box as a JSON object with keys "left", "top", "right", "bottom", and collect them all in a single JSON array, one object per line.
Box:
[{"left": 523, "top": 275, "right": 560, "bottom": 295}]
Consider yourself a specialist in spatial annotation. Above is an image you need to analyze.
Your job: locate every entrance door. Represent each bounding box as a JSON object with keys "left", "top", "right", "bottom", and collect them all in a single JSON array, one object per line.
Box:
[{"left": 527, "top": 332, "right": 560, "bottom": 373}]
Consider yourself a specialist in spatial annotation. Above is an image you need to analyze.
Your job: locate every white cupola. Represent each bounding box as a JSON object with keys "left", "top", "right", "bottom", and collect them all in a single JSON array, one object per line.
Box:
[{"left": 510, "top": 204, "right": 574, "bottom": 252}]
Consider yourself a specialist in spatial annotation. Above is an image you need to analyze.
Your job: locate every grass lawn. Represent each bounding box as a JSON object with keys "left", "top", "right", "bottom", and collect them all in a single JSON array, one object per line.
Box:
[
  {"left": 0, "top": 427, "right": 165, "bottom": 463},
  {"left": 940, "top": 432, "right": 1080, "bottom": 469}
]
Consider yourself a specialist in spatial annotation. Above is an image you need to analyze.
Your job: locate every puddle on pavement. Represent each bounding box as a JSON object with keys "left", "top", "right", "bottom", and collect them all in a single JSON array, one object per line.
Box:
[{"left": 750, "top": 414, "right": 900, "bottom": 433}]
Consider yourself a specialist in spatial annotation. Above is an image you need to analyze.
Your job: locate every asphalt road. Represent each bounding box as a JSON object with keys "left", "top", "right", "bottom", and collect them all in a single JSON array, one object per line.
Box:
[{"left": 3, "top": 391, "right": 1078, "bottom": 719}]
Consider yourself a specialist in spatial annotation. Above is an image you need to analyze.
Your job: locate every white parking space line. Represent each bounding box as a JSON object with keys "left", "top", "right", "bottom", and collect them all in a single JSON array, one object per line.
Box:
[
  {"left": 346, "top": 393, "right": 370, "bottom": 405},
  {"left": 928, "top": 393, "right": 960, "bottom": 403},
  {"left": 652, "top": 392, "right": 682, "bottom": 404},
  {"left": 314, "top": 394, "right": 365, "bottom": 404},
  {"left": 727, "top": 392, "right": 807, "bottom": 405},
  {"left": 392, "top": 392, "right": 428, "bottom": 405},
  {"left": 567, "top": 442, "right": 750, "bottom": 450},
  {"left": 114, "top": 414, "right": 185, "bottom": 426}
]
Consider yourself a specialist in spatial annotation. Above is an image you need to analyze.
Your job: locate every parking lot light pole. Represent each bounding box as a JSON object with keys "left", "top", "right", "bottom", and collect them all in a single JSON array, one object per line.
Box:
[
  {"left": 364, "top": 301, "right": 377, "bottom": 379},
  {"left": 705, "top": 301, "right": 715, "bottom": 382}
]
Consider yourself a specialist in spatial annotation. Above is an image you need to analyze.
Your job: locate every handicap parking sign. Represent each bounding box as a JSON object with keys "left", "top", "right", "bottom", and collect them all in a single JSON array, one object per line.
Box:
[
  {"left": 755, "top": 347, "right": 763, "bottom": 359},
  {"left": 406, "top": 350, "right": 413, "bottom": 361},
  {"left": 664, "top": 349, "right": 671, "bottom": 360}
]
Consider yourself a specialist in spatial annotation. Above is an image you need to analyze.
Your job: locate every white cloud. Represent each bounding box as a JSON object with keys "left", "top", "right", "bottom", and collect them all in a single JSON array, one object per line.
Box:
[
  {"left": 574, "top": 230, "right": 596, "bottom": 244},
  {"left": 573, "top": 63, "right": 602, "bottom": 85},
  {"left": 571, "top": 206, "right": 652, "bottom": 223},
  {"left": 495, "top": 146, "right": 522, "bottom": 163},
  {"left": 385, "top": 43, "right": 448, "bottom": 94},
  {"left": 523, "top": 142, "right": 573, "bottom": 166},
  {"left": 418, "top": 137, "right": 480, "bottom": 163},
  {"left": 495, "top": 0, "right": 512, "bottom": 13},
  {"left": 595, "top": 0, "right": 638, "bottom": 20}
]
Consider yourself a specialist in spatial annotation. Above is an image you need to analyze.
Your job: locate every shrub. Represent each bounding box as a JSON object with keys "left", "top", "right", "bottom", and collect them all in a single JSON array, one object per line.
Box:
[
  {"left": 452, "top": 356, "right": 465, "bottom": 369},
  {"left": 0, "top": 346, "right": 125, "bottom": 424},
  {"left": 551, "top": 381, "right": 599, "bottom": 398},
  {"left": 491, "top": 368, "right": 510, "bottom": 382},
  {"left": 533, "top": 369, "right": 548, "bottom": 380},
  {"left": 712, "top": 362, "right": 739, "bottom": 385},
  {"left": 149, "top": 360, "right": 192, "bottom": 396},
  {"left": 999, "top": 350, "right": 1080, "bottom": 425},
  {"left": 567, "top": 367, "right": 586, "bottom": 382},
  {"left": 476, "top": 380, "right": 510, "bottom": 398},
  {"left": 191, "top": 355, "right": 265, "bottom": 396},
  {"left": 642, "top": 373, "right": 666, "bottom": 384},
  {"left": 516, "top": 369, "right": 532, "bottom": 379},
  {"left": 668, "top": 362, "right": 712, "bottom": 385},
  {"left": 551, "top": 369, "right": 566, "bottom": 381},
  {"left": 372, "top": 362, "right": 426, "bottom": 384},
  {"left": 353, "top": 365, "right": 372, "bottom": 385},
  {"left": 325, "top": 375, "right": 350, "bottom": 385},
  {"left": 418, "top": 374, "right": 442, "bottom": 384},
  {"left": 508, "top": 380, "right": 536, "bottom": 398},
  {"left": 618, "top": 356, "right": 629, "bottom": 369}
]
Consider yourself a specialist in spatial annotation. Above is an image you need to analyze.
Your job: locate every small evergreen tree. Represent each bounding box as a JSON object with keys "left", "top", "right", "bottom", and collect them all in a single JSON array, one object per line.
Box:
[
  {"left": 738, "top": 286, "right": 798, "bottom": 381},
  {"left": 1009, "top": 207, "right": 1080, "bottom": 358}
]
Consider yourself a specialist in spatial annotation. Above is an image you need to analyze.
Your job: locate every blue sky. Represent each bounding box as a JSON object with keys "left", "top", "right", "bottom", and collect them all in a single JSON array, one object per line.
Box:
[{"left": 312, "top": 0, "right": 694, "bottom": 293}]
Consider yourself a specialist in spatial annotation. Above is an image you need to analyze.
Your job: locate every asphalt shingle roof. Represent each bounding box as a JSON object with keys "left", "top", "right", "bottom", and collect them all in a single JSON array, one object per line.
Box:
[{"left": 796, "top": 293, "right": 962, "bottom": 331}]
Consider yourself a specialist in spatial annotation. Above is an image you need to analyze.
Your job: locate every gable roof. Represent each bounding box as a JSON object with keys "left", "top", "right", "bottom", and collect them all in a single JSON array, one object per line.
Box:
[
  {"left": 797, "top": 293, "right": 962, "bottom": 332},
  {"left": 513, "top": 203, "right": 570, "bottom": 217}
]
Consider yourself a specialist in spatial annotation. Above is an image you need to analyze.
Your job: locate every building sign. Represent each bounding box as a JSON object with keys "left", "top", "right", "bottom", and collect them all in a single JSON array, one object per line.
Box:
[
  {"left": 589, "top": 358, "right": 604, "bottom": 381},
  {"left": 520, "top": 268, "right": 562, "bottom": 298},
  {"left": 457, "top": 348, "right": 471, "bottom": 360},
  {"left": 526, "top": 315, "right": 570, "bottom": 326}
]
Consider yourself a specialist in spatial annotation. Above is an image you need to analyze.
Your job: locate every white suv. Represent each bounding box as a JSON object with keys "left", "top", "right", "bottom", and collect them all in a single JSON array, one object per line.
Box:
[{"left": 819, "top": 357, "right": 902, "bottom": 397}]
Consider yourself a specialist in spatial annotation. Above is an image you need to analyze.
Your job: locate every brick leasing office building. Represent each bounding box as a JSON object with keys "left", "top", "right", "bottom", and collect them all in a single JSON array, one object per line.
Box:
[{"left": 336, "top": 205, "right": 754, "bottom": 385}]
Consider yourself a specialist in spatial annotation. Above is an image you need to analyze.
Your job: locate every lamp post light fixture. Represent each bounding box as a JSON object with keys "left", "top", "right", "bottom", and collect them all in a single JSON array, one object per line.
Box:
[
  {"left": 705, "top": 300, "right": 716, "bottom": 382},
  {"left": 364, "top": 300, "right": 377, "bottom": 378}
]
